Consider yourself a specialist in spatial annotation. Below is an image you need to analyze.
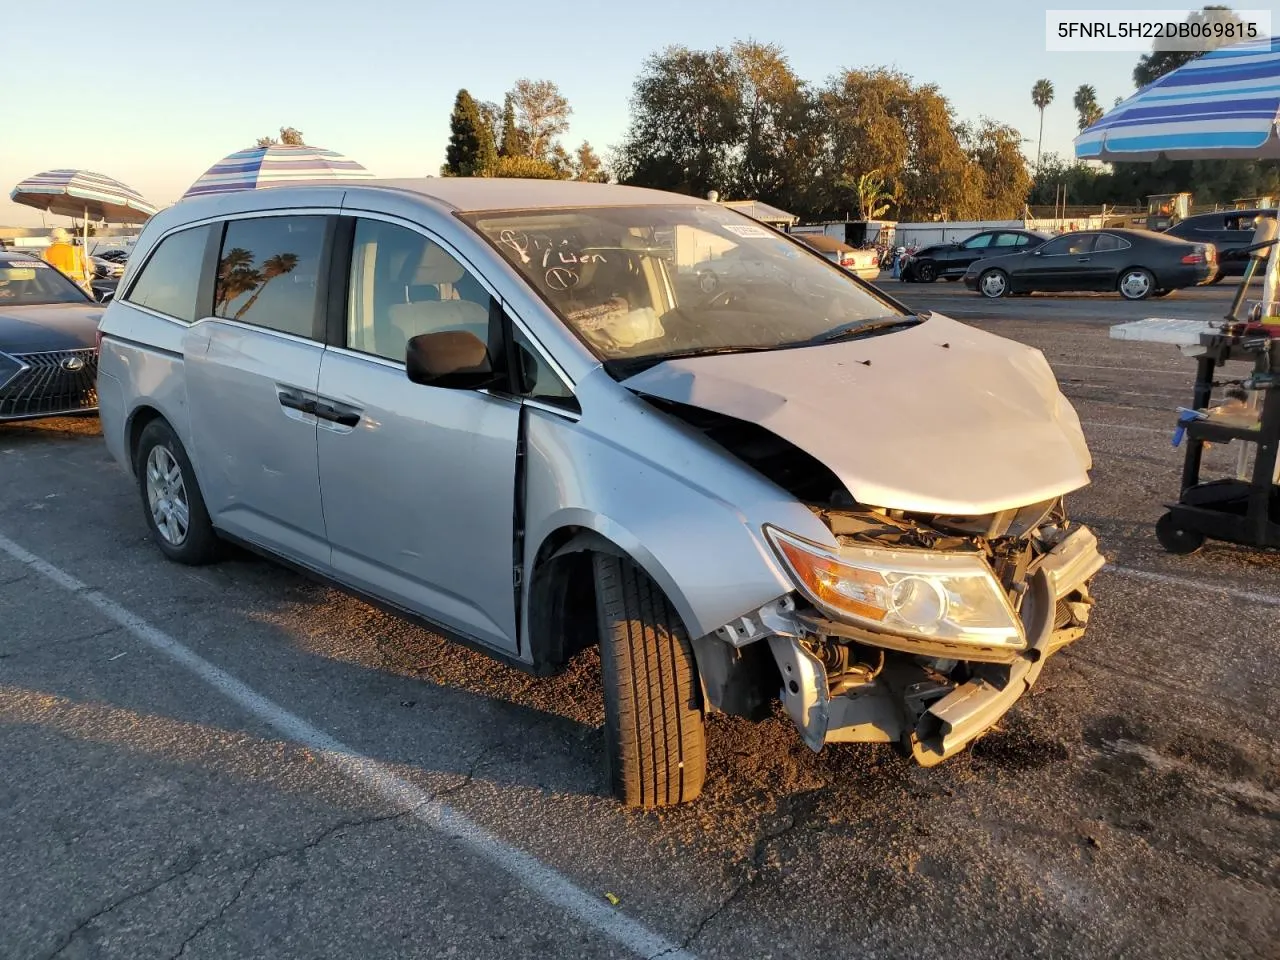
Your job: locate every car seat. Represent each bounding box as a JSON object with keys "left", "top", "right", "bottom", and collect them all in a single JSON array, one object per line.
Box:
[{"left": 388, "top": 244, "right": 491, "bottom": 351}]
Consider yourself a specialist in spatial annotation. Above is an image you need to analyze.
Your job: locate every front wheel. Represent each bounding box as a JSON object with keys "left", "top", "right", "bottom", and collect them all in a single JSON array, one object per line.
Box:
[
  {"left": 1119, "top": 267, "right": 1155, "bottom": 301},
  {"left": 915, "top": 261, "right": 937, "bottom": 283},
  {"left": 1155, "top": 512, "right": 1205, "bottom": 555},
  {"left": 978, "top": 268, "right": 1009, "bottom": 298},
  {"left": 135, "top": 419, "right": 219, "bottom": 565},
  {"left": 593, "top": 553, "right": 706, "bottom": 808}
]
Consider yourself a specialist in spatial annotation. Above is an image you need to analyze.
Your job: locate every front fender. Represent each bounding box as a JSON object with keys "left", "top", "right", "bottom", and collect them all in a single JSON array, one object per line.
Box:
[{"left": 521, "top": 405, "right": 834, "bottom": 643}]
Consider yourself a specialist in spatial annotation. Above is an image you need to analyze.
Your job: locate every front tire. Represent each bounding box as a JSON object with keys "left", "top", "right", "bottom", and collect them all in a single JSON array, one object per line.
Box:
[
  {"left": 915, "top": 261, "right": 937, "bottom": 283},
  {"left": 978, "top": 268, "right": 1009, "bottom": 298},
  {"left": 593, "top": 553, "right": 706, "bottom": 808},
  {"left": 1119, "top": 267, "right": 1155, "bottom": 301},
  {"left": 1155, "top": 512, "right": 1205, "bottom": 555},
  {"left": 134, "top": 419, "right": 219, "bottom": 565}
]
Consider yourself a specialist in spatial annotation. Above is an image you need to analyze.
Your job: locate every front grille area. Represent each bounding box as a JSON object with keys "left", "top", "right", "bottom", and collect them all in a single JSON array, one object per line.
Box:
[{"left": 0, "top": 348, "right": 99, "bottom": 420}]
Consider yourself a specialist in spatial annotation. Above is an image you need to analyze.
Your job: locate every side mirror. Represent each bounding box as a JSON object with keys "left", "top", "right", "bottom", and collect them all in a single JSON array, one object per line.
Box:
[{"left": 406, "top": 330, "right": 496, "bottom": 389}]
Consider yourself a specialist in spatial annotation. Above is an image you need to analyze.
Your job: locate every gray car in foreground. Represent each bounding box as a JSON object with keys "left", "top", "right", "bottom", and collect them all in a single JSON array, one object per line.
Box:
[
  {"left": 0, "top": 251, "right": 102, "bottom": 422},
  {"left": 96, "top": 179, "right": 1105, "bottom": 807}
]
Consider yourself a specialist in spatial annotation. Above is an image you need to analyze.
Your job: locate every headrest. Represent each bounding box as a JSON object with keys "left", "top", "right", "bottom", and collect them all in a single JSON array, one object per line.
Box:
[{"left": 412, "top": 244, "right": 465, "bottom": 285}]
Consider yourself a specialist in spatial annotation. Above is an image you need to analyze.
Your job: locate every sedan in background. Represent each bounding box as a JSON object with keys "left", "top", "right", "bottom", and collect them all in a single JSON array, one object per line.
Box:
[
  {"left": 0, "top": 252, "right": 103, "bottom": 422},
  {"left": 791, "top": 233, "right": 881, "bottom": 281},
  {"left": 901, "top": 229, "right": 1050, "bottom": 282},
  {"left": 1163, "top": 208, "right": 1274, "bottom": 281},
  {"left": 963, "top": 228, "right": 1216, "bottom": 300}
]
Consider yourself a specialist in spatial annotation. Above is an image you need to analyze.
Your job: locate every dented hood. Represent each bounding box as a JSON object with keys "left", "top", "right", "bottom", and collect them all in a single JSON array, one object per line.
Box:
[{"left": 622, "top": 314, "right": 1092, "bottom": 515}]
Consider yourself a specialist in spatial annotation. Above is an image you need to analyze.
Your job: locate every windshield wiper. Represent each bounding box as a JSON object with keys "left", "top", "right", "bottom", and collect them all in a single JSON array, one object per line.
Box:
[
  {"left": 605, "top": 345, "right": 780, "bottom": 379},
  {"left": 810, "top": 313, "right": 927, "bottom": 345}
]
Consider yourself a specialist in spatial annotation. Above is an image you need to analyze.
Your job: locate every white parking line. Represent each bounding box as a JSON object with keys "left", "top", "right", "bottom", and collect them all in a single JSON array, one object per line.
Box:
[
  {"left": 0, "top": 532, "right": 698, "bottom": 960},
  {"left": 1107, "top": 564, "right": 1280, "bottom": 607}
]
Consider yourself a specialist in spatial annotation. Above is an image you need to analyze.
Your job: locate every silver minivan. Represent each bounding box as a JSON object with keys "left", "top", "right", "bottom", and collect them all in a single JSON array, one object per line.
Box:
[{"left": 97, "top": 179, "right": 1104, "bottom": 807}]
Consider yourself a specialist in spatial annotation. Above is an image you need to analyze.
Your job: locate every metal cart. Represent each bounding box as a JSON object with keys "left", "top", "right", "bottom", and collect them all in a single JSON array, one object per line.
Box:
[
  {"left": 1156, "top": 232, "right": 1280, "bottom": 554},
  {"left": 1158, "top": 329, "right": 1280, "bottom": 554}
]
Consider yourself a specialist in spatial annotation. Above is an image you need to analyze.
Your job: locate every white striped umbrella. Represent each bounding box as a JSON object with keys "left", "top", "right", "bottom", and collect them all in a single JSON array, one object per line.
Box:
[
  {"left": 183, "top": 144, "right": 373, "bottom": 199},
  {"left": 1075, "top": 37, "right": 1280, "bottom": 309},
  {"left": 1074, "top": 37, "right": 1280, "bottom": 161},
  {"left": 10, "top": 169, "right": 157, "bottom": 222}
]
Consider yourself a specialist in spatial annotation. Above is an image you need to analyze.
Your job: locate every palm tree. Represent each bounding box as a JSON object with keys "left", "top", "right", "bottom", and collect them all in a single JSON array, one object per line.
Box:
[
  {"left": 1073, "top": 84, "right": 1104, "bottom": 132},
  {"left": 214, "top": 247, "right": 259, "bottom": 315},
  {"left": 1031, "top": 79, "right": 1055, "bottom": 170},
  {"left": 852, "top": 170, "right": 896, "bottom": 220},
  {"left": 233, "top": 252, "right": 299, "bottom": 320}
]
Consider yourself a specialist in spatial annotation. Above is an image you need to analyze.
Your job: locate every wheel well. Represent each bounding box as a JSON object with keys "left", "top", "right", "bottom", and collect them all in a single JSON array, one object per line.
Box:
[
  {"left": 126, "top": 406, "right": 166, "bottom": 473},
  {"left": 525, "top": 528, "right": 616, "bottom": 674}
]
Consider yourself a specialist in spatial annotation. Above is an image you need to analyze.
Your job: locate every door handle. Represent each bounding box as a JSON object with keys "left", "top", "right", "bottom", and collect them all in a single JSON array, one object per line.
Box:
[
  {"left": 313, "top": 399, "right": 362, "bottom": 428},
  {"left": 1076, "top": 257, "right": 1091, "bottom": 262},
  {"left": 277, "top": 387, "right": 317, "bottom": 416}
]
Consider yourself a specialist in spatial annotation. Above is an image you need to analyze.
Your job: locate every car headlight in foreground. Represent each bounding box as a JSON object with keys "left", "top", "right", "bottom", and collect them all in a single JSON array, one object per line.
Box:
[{"left": 765, "top": 526, "right": 1025, "bottom": 652}]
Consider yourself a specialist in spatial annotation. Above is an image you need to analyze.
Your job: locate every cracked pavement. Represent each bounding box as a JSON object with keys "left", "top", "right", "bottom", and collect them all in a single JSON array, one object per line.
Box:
[{"left": 1, "top": 284, "right": 1278, "bottom": 959}]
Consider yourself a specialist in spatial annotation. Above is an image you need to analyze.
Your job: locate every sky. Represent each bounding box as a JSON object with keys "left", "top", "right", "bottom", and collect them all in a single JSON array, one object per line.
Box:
[{"left": 3, "top": 0, "right": 1276, "bottom": 227}]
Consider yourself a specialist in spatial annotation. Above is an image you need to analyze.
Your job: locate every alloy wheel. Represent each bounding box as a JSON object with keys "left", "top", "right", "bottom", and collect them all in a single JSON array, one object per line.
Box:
[{"left": 146, "top": 446, "right": 190, "bottom": 546}]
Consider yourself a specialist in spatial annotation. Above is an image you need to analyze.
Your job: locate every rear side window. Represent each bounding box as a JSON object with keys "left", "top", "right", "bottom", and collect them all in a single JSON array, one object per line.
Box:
[
  {"left": 993, "top": 233, "right": 1020, "bottom": 247},
  {"left": 125, "top": 225, "right": 211, "bottom": 322},
  {"left": 214, "top": 216, "right": 327, "bottom": 338},
  {"left": 1093, "top": 234, "right": 1131, "bottom": 252}
]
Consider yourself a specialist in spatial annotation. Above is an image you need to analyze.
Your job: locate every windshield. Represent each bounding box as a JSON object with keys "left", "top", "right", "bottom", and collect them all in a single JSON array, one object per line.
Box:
[
  {"left": 0, "top": 259, "right": 90, "bottom": 305},
  {"left": 460, "top": 204, "right": 905, "bottom": 368}
]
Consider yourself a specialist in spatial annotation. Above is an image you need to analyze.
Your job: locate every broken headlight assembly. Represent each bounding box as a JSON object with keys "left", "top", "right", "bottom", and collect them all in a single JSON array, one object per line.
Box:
[{"left": 765, "top": 526, "right": 1026, "bottom": 653}]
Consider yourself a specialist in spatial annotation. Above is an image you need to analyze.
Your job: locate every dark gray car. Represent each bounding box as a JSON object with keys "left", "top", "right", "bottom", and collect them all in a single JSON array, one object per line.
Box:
[{"left": 0, "top": 252, "right": 103, "bottom": 422}]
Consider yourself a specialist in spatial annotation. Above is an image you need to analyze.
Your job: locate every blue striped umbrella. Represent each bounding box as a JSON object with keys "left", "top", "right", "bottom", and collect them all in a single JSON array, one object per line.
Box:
[
  {"left": 183, "top": 144, "right": 374, "bottom": 199},
  {"left": 1075, "top": 37, "right": 1280, "bottom": 161},
  {"left": 10, "top": 169, "right": 157, "bottom": 222}
]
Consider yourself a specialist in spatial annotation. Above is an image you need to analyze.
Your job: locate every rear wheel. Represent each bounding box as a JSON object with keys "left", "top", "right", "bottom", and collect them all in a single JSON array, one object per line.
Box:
[
  {"left": 978, "top": 268, "right": 1009, "bottom": 298},
  {"left": 134, "top": 419, "right": 219, "bottom": 565},
  {"left": 593, "top": 553, "right": 706, "bottom": 808},
  {"left": 1119, "top": 267, "right": 1155, "bottom": 301},
  {"left": 1155, "top": 512, "right": 1205, "bottom": 555}
]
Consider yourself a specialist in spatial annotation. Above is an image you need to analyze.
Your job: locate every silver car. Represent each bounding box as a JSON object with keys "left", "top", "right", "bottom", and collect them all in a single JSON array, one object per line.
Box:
[{"left": 97, "top": 179, "right": 1104, "bottom": 807}]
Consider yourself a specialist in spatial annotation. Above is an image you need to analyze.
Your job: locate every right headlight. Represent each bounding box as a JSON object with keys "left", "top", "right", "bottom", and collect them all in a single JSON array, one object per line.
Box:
[
  {"left": 765, "top": 526, "right": 1025, "bottom": 652},
  {"left": 0, "top": 351, "right": 25, "bottom": 391}
]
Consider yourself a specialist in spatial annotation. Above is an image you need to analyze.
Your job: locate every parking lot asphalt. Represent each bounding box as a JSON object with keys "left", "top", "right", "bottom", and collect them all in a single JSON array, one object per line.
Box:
[{"left": 1, "top": 285, "right": 1277, "bottom": 960}]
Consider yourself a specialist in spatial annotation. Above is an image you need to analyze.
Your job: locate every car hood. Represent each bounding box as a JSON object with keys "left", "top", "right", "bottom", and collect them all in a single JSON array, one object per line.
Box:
[
  {"left": 621, "top": 314, "right": 1092, "bottom": 515},
  {"left": 912, "top": 243, "right": 953, "bottom": 258},
  {"left": 0, "top": 304, "right": 103, "bottom": 353}
]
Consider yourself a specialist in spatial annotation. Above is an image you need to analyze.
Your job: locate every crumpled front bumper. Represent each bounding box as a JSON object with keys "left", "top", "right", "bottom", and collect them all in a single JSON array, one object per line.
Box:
[{"left": 767, "top": 525, "right": 1104, "bottom": 765}]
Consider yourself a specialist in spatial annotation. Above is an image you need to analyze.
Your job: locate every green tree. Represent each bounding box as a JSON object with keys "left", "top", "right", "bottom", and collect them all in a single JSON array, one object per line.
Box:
[
  {"left": 1133, "top": 5, "right": 1241, "bottom": 86},
  {"left": 959, "top": 119, "right": 1033, "bottom": 218},
  {"left": 256, "top": 126, "right": 305, "bottom": 147},
  {"left": 498, "top": 94, "right": 525, "bottom": 158},
  {"left": 509, "top": 79, "right": 572, "bottom": 161},
  {"left": 1073, "top": 84, "right": 1104, "bottom": 131},
  {"left": 443, "top": 89, "right": 497, "bottom": 177},
  {"left": 849, "top": 170, "right": 895, "bottom": 220},
  {"left": 615, "top": 45, "right": 744, "bottom": 197},
  {"left": 572, "top": 142, "right": 608, "bottom": 182},
  {"left": 1030, "top": 79, "right": 1054, "bottom": 170},
  {"left": 491, "top": 155, "right": 565, "bottom": 179}
]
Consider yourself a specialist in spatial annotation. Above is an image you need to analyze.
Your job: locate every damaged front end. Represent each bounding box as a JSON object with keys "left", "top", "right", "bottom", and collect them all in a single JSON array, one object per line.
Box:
[{"left": 714, "top": 500, "right": 1104, "bottom": 765}]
